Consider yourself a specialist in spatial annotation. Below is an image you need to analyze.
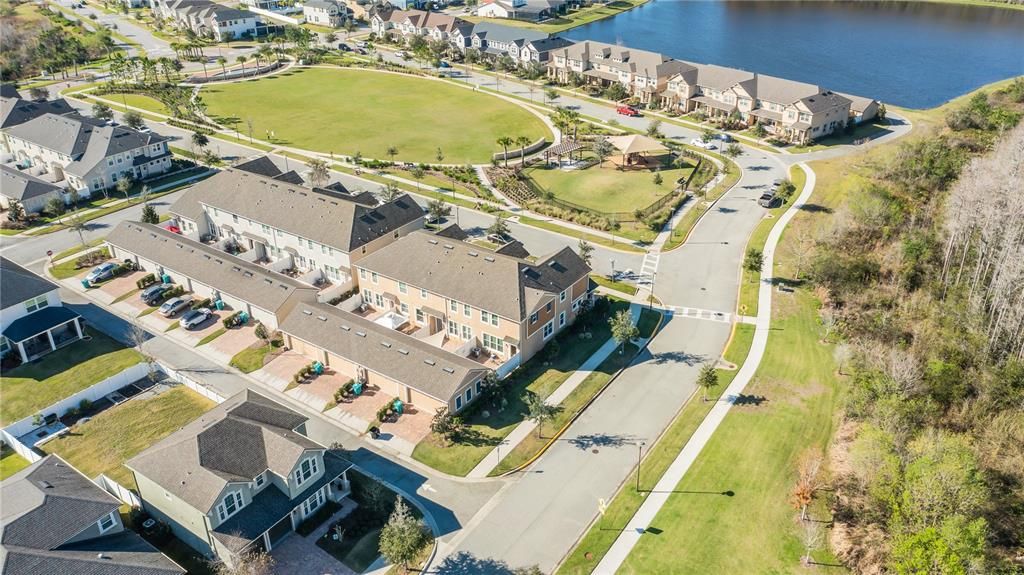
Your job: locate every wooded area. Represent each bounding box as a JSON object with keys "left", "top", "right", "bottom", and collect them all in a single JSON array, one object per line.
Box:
[{"left": 812, "top": 79, "right": 1024, "bottom": 574}]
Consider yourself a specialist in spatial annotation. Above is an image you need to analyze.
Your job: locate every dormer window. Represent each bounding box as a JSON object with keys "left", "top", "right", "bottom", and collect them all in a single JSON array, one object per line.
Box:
[
  {"left": 254, "top": 472, "right": 266, "bottom": 489},
  {"left": 216, "top": 491, "right": 243, "bottom": 523},
  {"left": 294, "top": 456, "right": 319, "bottom": 487},
  {"left": 97, "top": 511, "right": 117, "bottom": 534}
]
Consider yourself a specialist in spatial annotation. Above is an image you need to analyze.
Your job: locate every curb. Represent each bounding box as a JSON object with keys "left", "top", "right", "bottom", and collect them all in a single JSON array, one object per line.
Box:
[{"left": 497, "top": 309, "right": 666, "bottom": 477}]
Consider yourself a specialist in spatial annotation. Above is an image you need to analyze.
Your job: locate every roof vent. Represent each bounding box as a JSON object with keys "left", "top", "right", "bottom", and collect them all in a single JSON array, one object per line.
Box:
[
  {"left": 443, "top": 244, "right": 454, "bottom": 249},
  {"left": 380, "top": 341, "right": 392, "bottom": 348},
  {"left": 423, "top": 359, "right": 436, "bottom": 366},
  {"left": 397, "top": 348, "right": 409, "bottom": 355},
  {"left": 355, "top": 331, "right": 366, "bottom": 337},
  {"left": 232, "top": 266, "right": 241, "bottom": 272},
  {"left": 303, "top": 309, "right": 313, "bottom": 315},
  {"left": 215, "top": 258, "right": 223, "bottom": 264},
  {"left": 443, "top": 367, "right": 455, "bottom": 374},
  {"left": 428, "top": 239, "right": 438, "bottom": 245},
  {"left": 340, "top": 325, "right": 351, "bottom": 331},
  {"left": 484, "top": 256, "right": 495, "bottom": 262},
  {"left": 37, "top": 481, "right": 54, "bottom": 489},
  {"left": 468, "top": 251, "right": 478, "bottom": 257},
  {"left": 243, "top": 271, "right": 253, "bottom": 277},
  {"left": 204, "top": 255, "right": 211, "bottom": 260},
  {"left": 316, "top": 315, "right": 327, "bottom": 321},
  {"left": 264, "top": 278, "right": 273, "bottom": 284}
]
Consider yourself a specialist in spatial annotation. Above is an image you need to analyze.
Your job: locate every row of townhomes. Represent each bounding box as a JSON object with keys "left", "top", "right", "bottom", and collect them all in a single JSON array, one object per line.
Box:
[
  {"left": 547, "top": 40, "right": 879, "bottom": 142},
  {"left": 476, "top": 0, "right": 575, "bottom": 22},
  {"left": 151, "top": 0, "right": 266, "bottom": 40},
  {"left": 101, "top": 157, "right": 592, "bottom": 417},
  {"left": 371, "top": 9, "right": 573, "bottom": 66},
  {"left": 0, "top": 85, "right": 172, "bottom": 209}
]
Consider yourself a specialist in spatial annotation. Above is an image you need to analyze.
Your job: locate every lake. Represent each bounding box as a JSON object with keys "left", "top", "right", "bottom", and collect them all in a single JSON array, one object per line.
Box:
[{"left": 564, "top": 0, "right": 1024, "bottom": 108}]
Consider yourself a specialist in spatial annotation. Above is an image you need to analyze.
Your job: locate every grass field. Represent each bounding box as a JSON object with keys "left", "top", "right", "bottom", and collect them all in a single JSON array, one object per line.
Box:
[
  {"left": 0, "top": 445, "right": 31, "bottom": 480},
  {"left": 525, "top": 153, "right": 692, "bottom": 214},
  {"left": 201, "top": 67, "right": 550, "bottom": 163},
  {"left": 118, "top": 93, "right": 169, "bottom": 115},
  {"left": 0, "top": 333, "right": 142, "bottom": 425},
  {"left": 40, "top": 386, "right": 215, "bottom": 487}
]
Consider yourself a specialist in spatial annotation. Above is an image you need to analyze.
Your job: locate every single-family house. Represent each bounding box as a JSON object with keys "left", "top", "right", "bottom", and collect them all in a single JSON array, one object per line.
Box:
[
  {"left": 1, "top": 112, "right": 171, "bottom": 196},
  {"left": 303, "top": 0, "right": 351, "bottom": 28},
  {"left": 1, "top": 257, "right": 84, "bottom": 364},
  {"left": 168, "top": 165, "right": 425, "bottom": 287},
  {"left": 476, "top": 0, "right": 569, "bottom": 21},
  {"left": 127, "top": 390, "right": 353, "bottom": 567},
  {"left": 371, "top": 8, "right": 464, "bottom": 41},
  {"left": 0, "top": 165, "right": 66, "bottom": 214},
  {"left": 0, "top": 454, "right": 184, "bottom": 575},
  {"left": 448, "top": 23, "right": 572, "bottom": 67},
  {"left": 352, "top": 230, "right": 592, "bottom": 374},
  {"left": 104, "top": 221, "right": 319, "bottom": 330}
]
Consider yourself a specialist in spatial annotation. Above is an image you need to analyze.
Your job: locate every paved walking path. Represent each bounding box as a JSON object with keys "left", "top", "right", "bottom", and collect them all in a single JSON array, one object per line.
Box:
[
  {"left": 592, "top": 162, "right": 817, "bottom": 573},
  {"left": 467, "top": 304, "right": 643, "bottom": 478}
]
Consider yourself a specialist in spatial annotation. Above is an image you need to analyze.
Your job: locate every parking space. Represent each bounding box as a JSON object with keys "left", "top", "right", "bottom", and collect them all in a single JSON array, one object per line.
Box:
[
  {"left": 90, "top": 271, "right": 147, "bottom": 304},
  {"left": 253, "top": 350, "right": 310, "bottom": 391},
  {"left": 285, "top": 369, "right": 353, "bottom": 413},
  {"left": 203, "top": 324, "right": 258, "bottom": 363},
  {"left": 168, "top": 311, "right": 225, "bottom": 346}
]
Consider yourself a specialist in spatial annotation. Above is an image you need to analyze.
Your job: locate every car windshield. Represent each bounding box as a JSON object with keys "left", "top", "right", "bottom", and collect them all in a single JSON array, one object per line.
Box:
[{"left": 182, "top": 310, "right": 200, "bottom": 320}]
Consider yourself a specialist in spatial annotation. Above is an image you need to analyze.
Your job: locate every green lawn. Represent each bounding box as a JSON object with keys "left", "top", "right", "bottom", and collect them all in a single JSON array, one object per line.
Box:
[
  {"left": 0, "top": 445, "right": 31, "bottom": 480},
  {"left": 464, "top": 0, "right": 648, "bottom": 33},
  {"left": 50, "top": 247, "right": 111, "bottom": 279},
  {"left": 0, "top": 333, "right": 142, "bottom": 425},
  {"left": 201, "top": 67, "right": 550, "bottom": 164},
  {"left": 196, "top": 328, "right": 226, "bottom": 347},
  {"left": 412, "top": 300, "right": 631, "bottom": 476},
  {"left": 558, "top": 323, "right": 755, "bottom": 574},
  {"left": 116, "top": 93, "right": 169, "bottom": 115},
  {"left": 590, "top": 274, "right": 638, "bottom": 296},
  {"left": 525, "top": 153, "right": 692, "bottom": 215},
  {"left": 52, "top": 238, "right": 106, "bottom": 262},
  {"left": 40, "top": 386, "right": 215, "bottom": 487},
  {"left": 789, "top": 121, "right": 893, "bottom": 153},
  {"left": 619, "top": 290, "right": 844, "bottom": 574},
  {"left": 229, "top": 340, "right": 281, "bottom": 373}
]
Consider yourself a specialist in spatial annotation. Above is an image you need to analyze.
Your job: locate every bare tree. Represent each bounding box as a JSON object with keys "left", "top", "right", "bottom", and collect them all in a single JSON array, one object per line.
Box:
[
  {"left": 790, "top": 450, "right": 824, "bottom": 522},
  {"left": 213, "top": 551, "right": 275, "bottom": 575},
  {"left": 801, "top": 520, "right": 823, "bottom": 566},
  {"left": 784, "top": 227, "right": 816, "bottom": 279},
  {"left": 128, "top": 319, "right": 158, "bottom": 381}
]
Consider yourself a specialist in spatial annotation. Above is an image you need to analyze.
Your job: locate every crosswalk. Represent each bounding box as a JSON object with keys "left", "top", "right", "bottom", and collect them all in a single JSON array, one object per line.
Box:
[
  {"left": 637, "top": 252, "right": 660, "bottom": 285},
  {"left": 661, "top": 305, "right": 733, "bottom": 324}
]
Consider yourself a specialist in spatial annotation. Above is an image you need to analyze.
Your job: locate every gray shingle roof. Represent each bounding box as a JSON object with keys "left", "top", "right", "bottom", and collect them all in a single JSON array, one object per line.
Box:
[
  {"left": 470, "top": 21, "right": 547, "bottom": 44},
  {"left": 169, "top": 168, "right": 424, "bottom": 253},
  {"left": 104, "top": 221, "right": 318, "bottom": 314},
  {"left": 0, "top": 165, "right": 65, "bottom": 203},
  {"left": 127, "top": 390, "right": 324, "bottom": 512},
  {"left": 1, "top": 256, "right": 58, "bottom": 310},
  {"left": 354, "top": 230, "right": 590, "bottom": 320},
  {"left": 66, "top": 123, "right": 169, "bottom": 178},
  {"left": 279, "top": 302, "right": 489, "bottom": 402},
  {"left": 554, "top": 40, "right": 692, "bottom": 81},
  {"left": 0, "top": 97, "right": 74, "bottom": 129},
  {"left": 0, "top": 455, "right": 183, "bottom": 575}
]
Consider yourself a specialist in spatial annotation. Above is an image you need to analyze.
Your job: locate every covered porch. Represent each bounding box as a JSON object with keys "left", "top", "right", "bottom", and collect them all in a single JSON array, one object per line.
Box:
[
  {"left": 691, "top": 95, "right": 738, "bottom": 118},
  {"left": 2, "top": 307, "right": 83, "bottom": 363}
]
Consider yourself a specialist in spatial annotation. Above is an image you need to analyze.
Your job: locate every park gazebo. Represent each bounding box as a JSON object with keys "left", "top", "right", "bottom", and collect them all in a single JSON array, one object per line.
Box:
[
  {"left": 606, "top": 134, "right": 668, "bottom": 168},
  {"left": 544, "top": 138, "right": 587, "bottom": 166}
]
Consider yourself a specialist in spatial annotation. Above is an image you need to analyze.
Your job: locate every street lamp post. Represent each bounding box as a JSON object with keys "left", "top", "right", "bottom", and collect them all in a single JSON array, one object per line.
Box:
[
  {"left": 636, "top": 441, "right": 646, "bottom": 492},
  {"left": 648, "top": 271, "right": 656, "bottom": 310}
]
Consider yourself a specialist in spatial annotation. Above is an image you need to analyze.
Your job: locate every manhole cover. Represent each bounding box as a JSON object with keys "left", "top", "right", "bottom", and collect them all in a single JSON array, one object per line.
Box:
[{"left": 592, "top": 449, "right": 599, "bottom": 454}]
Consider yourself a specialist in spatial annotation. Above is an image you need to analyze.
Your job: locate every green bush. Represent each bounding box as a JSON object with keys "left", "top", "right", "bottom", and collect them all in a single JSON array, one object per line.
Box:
[
  {"left": 222, "top": 311, "right": 242, "bottom": 329},
  {"left": 136, "top": 273, "right": 157, "bottom": 290},
  {"left": 191, "top": 298, "right": 212, "bottom": 310}
]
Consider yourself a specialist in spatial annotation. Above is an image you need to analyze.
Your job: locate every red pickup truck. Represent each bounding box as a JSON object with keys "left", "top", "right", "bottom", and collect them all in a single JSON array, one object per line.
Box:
[{"left": 616, "top": 105, "right": 641, "bottom": 117}]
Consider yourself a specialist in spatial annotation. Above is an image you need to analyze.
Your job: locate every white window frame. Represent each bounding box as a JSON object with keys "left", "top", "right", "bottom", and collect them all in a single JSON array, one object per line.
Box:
[
  {"left": 559, "top": 311, "right": 566, "bottom": 327},
  {"left": 420, "top": 288, "right": 428, "bottom": 299},
  {"left": 542, "top": 320, "right": 554, "bottom": 340},
  {"left": 448, "top": 320, "right": 459, "bottom": 336},
  {"left": 254, "top": 472, "right": 266, "bottom": 489},
  {"left": 216, "top": 490, "right": 244, "bottom": 523},
  {"left": 24, "top": 295, "right": 48, "bottom": 313},
  {"left": 301, "top": 488, "right": 325, "bottom": 517},
  {"left": 461, "top": 324, "right": 472, "bottom": 340},
  {"left": 398, "top": 282, "right": 408, "bottom": 294},
  {"left": 294, "top": 456, "right": 319, "bottom": 487},
  {"left": 97, "top": 511, "right": 117, "bottom": 534}
]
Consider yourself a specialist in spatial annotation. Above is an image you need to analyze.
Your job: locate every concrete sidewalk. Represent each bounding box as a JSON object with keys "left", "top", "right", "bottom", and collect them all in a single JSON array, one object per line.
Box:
[
  {"left": 592, "top": 163, "right": 817, "bottom": 573},
  {"left": 467, "top": 304, "right": 643, "bottom": 478}
]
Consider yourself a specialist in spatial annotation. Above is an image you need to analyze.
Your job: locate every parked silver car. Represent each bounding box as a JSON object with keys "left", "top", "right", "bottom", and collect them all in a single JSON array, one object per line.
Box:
[
  {"left": 159, "top": 295, "right": 193, "bottom": 317},
  {"left": 85, "top": 262, "right": 117, "bottom": 283},
  {"left": 179, "top": 308, "right": 212, "bottom": 330}
]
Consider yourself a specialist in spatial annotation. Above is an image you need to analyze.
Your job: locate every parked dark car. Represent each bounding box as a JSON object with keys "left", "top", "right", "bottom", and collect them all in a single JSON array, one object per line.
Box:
[
  {"left": 141, "top": 284, "right": 170, "bottom": 306},
  {"left": 757, "top": 191, "right": 776, "bottom": 208},
  {"left": 337, "top": 43, "right": 351, "bottom": 52}
]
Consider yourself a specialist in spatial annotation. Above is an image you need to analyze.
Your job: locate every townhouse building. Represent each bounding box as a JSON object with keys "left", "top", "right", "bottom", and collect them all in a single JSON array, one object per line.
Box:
[
  {"left": 0, "top": 164, "right": 66, "bottom": 214},
  {"left": 169, "top": 167, "right": 424, "bottom": 287},
  {"left": 448, "top": 22, "right": 573, "bottom": 66},
  {"left": 548, "top": 40, "right": 867, "bottom": 142},
  {"left": 1, "top": 112, "right": 171, "bottom": 196},
  {"left": 152, "top": 0, "right": 262, "bottom": 41},
  {"left": 352, "top": 230, "right": 592, "bottom": 379},
  {"left": 0, "top": 88, "right": 74, "bottom": 129},
  {"left": 1, "top": 455, "right": 184, "bottom": 575},
  {"left": 127, "top": 391, "right": 353, "bottom": 567},
  {"left": 370, "top": 8, "right": 463, "bottom": 42}
]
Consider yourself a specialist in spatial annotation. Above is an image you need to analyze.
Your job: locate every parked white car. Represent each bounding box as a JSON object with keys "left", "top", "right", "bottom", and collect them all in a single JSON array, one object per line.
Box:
[{"left": 690, "top": 138, "right": 717, "bottom": 150}]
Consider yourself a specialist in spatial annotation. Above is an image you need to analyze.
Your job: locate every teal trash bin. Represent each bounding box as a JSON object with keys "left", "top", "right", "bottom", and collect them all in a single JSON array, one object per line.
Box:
[
  {"left": 312, "top": 362, "right": 324, "bottom": 375},
  {"left": 215, "top": 299, "right": 225, "bottom": 310},
  {"left": 161, "top": 274, "right": 171, "bottom": 284},
  {"left": 353, "top": 382, "right": 363, "bottom": 395},
  {"left": 393, "top": 399, "right": 404, "bottom": 415},
  {"left": 81, "top": 279, "right": 91, "bottom": 289},
  {"left": 238, "top": 311, "right": 249, "bottom": 324}
]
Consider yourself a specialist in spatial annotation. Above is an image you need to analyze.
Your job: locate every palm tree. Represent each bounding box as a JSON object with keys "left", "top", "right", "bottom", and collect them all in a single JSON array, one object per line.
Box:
[
  {"left": 236, "top": 55, "right": 248, "bottom": 76},
  {"left": 306, "top": 158, "right": 329, "bottom": 188},
  {"left": 258, "top": 46, "right": 273, "bottom": 67},
  {"left": 66, "top": 212, "right": 89, "bottom": 247},
  {"left": 217, "top": 56, "right": 227, "bottom": 77},
  {"left": 496, "top": 137, "right": 513, "bottom": 167},
  {"left": 515, "top": 136, "right": 531, "bottom": 167},
  {"left": 191, "top": 131, "right": 209, "bottom": 158},
  {"left": 386, "top": 146, "right": 398, "bottom": 164}
]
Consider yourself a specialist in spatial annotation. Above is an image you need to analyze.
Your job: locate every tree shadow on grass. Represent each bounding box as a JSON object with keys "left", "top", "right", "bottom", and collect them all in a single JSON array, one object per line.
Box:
[
  {"left": 455, "top": 428, "right": 503, "bottom": 448},
  {"left": 728, "top": 394, "right": 768, "bottom": 406},
  {"left": 798, "top": 203, "right": 833, "bottom": 213}
]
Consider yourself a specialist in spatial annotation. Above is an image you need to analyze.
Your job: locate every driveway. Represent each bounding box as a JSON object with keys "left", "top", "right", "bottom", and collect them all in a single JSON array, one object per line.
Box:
[
  {"left": 202, "top": 324, "right": 257, "bottom": 363},
  {"left": 93, "top": 271, "right": 145, "bottom": 304},
  {"left": 271, "top": 498, "right": 360, "bottom": 575}
]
